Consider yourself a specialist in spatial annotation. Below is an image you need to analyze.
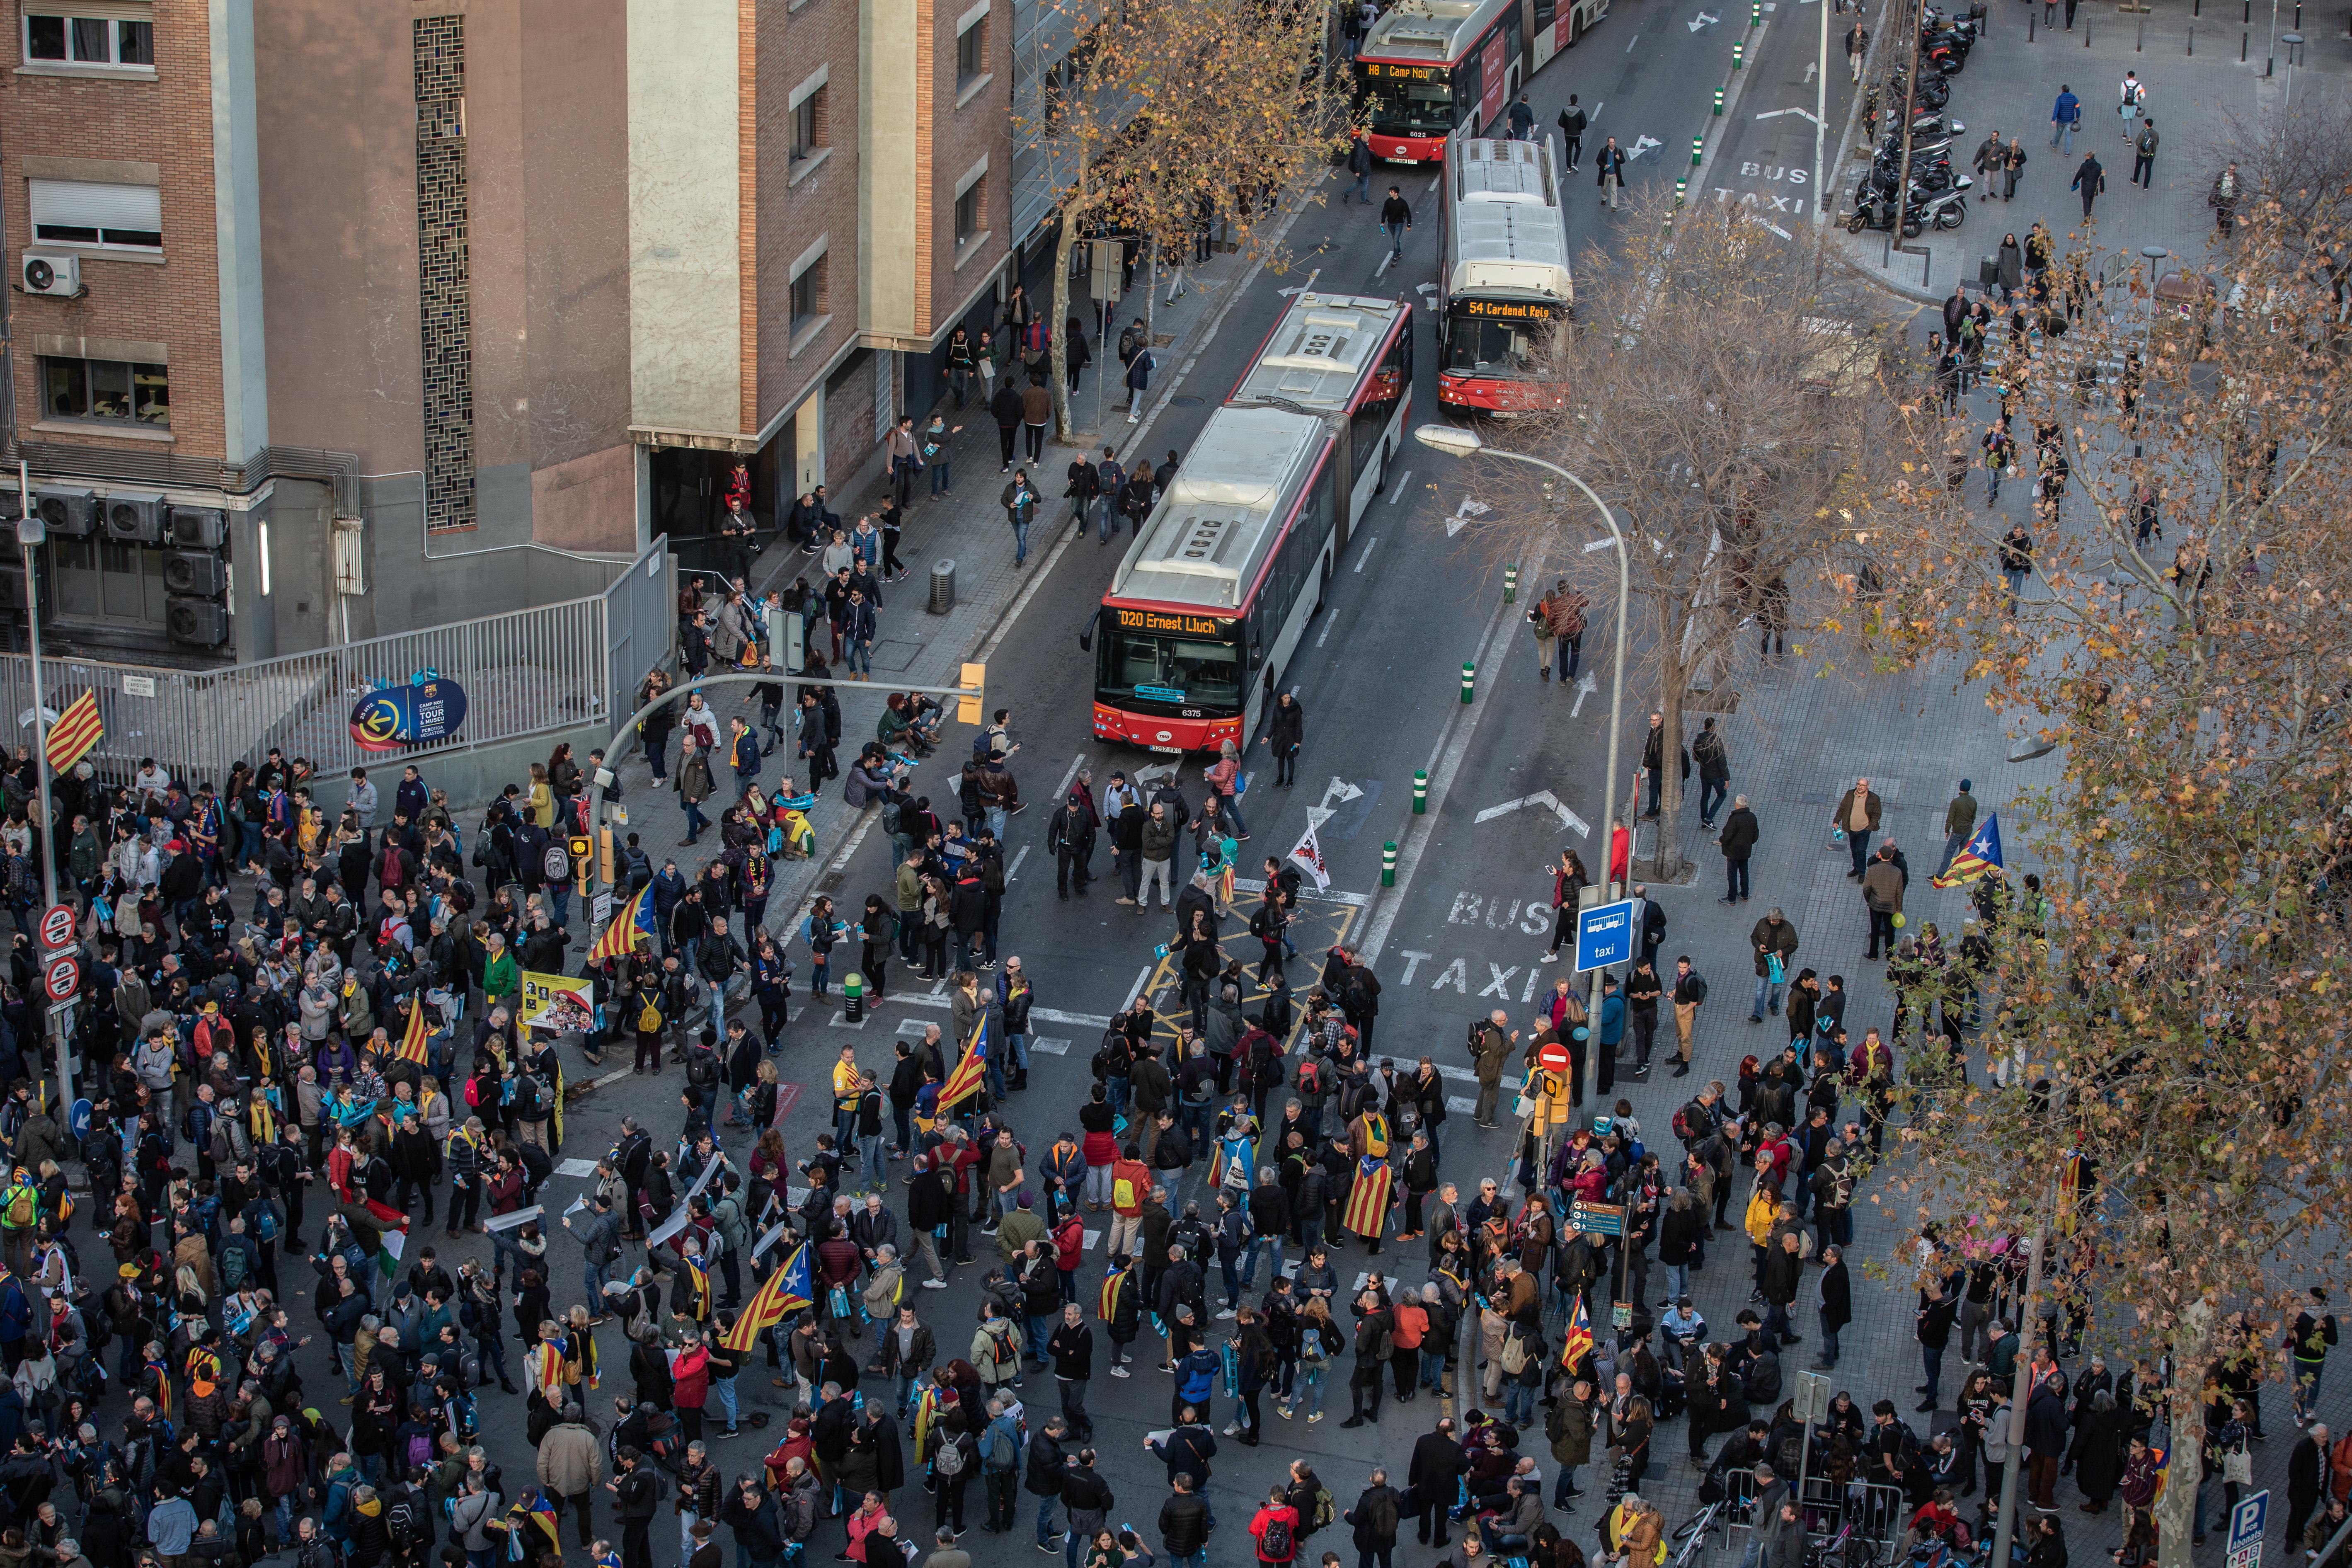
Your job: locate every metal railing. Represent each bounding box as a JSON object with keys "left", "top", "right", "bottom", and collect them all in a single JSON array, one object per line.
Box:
[
  {"left": 0, "top": 594, "right": 613, "bottom": 789},
  {"left": 1718, "top": 1467, "right": 1909, "bottom": 1560}
]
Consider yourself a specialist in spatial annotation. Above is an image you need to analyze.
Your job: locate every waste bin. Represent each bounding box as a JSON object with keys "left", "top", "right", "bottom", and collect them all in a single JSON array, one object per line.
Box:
[{"left": 928, "top": 559, "right": 956, "bottom": 615}]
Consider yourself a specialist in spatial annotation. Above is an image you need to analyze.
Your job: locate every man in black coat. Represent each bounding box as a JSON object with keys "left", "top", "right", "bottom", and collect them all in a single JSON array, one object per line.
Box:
[
  {"left": 1816, "top": 1245, "right": 1853, "bottom": 1370},
  {"left": 1023, "top": 1417, "right": 1068, "bottom": 1549},
  {"left": 1720, "top": 796, "right": 1761, "bottom": 904},
  {"left": 2287, "top": 1423, "right": 2329, "bottom": 1548},
  {"left": 1408, "top": 1417, "right": 1469, "bottom": 1546},
  {"left": 1347, "top": 1469, "right": 1403, "bottom": 1560}
]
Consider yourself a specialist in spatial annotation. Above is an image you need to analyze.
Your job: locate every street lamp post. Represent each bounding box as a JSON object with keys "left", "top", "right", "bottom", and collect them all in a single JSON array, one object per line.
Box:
[
  {"left": 14, "top": 460, "right": 71, "bottom": 1104},
  {"left": 1415, "top": 424, "right": 1632, "bottom": 1103}
]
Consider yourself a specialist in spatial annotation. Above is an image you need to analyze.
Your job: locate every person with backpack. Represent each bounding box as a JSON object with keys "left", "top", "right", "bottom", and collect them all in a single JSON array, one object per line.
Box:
[{"left": 1249, "top": 1483, "right": 1301, "bottom": 1568}]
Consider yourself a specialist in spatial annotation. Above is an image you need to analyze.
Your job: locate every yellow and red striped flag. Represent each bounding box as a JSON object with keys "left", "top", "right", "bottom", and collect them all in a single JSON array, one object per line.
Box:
[
  {"left": 588, "top": 884, "right": 655, "bottom": 967},
  {"left": 937, "top": 1015, "right": 992, "bottom": 1110},
  {"left": 722, "top": 1243, "right": 811, "bottom": 1352},
  {"left": 43, "top": 691, "right": 101, "bottom": 773},
  {"left": 397, "top": 993, "right": 431, "bottom": 1065},
  {"left": 1559, "top": 1293, "right": 1595, "bottom": 1370}
]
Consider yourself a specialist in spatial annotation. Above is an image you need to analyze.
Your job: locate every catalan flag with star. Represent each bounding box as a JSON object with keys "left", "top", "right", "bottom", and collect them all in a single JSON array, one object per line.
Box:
[
  {"left": 937, "top": 1013, "right": 993, "bottom": 1111},
  {"left": 1558, "top": 1293, "right": 1595, "bottom": 1371},
  {"left": 588, "top": 883, "right": 656, "bottom": 966},
  {"left": 43, "top": 690, "right": 102, "bottom": 773},
  {"left": 1932, "top": 811, "right": 2005, "bottom": 889},
  {"left": 722, "top": 1242, "right": 811, "bottom": 1353},
  {"left": 1341, "top": 1152, "right": 1393, "bottom": 1240}
]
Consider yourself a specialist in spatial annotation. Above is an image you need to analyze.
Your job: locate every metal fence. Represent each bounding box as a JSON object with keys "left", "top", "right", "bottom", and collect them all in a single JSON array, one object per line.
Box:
[
  {"left": 602, "top": 540, "right": 678, "bottom": 745},
  {"left": 0, "top": 594, "right": 619, "bottom": 791},
  {"left": 1718, "top": 1467, "right": 1909, "bottom": 1561}
]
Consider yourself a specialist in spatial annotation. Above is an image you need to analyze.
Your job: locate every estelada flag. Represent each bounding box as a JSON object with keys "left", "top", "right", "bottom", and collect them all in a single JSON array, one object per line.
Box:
[
  {"left": 1342, "top": 1154, "right": 1393, "bottom": 1238},
  {"left": 588, "top": 884, "right": 656, "bottom": 966},
  {"left": 397, "top": 993, "right": 431, "bottom": 1065},
  {"left": 722, "top": 1242, "right": 812, "bottom": 1352},
  {"left": 1098, "top": 1265, "right": 1131, "bottom": 1323},
  {"left": 1932, "top": 811, "right": 2005, "bottom": 888},
  {"left": 43, "top": 691, "right": 102, "bottom": 773},
  {"left": 937, "top": 1015, "right": 991, "bottom": 1110},
  {"left": 1559, "top": 1293, "right": 1596, "bottom": 1370}
]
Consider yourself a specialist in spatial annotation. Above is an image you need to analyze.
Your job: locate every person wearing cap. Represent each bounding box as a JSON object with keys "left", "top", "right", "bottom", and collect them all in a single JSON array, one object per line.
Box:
[
  {"left": 995, "top": 1191, "right": 1046, "bottom": 1263},
  {"left": 1046, "top": 792, "right": 1097, "bottom": 899}
]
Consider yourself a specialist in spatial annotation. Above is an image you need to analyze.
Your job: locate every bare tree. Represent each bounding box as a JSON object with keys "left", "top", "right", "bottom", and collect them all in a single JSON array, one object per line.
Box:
[
  {"left": 1492, "top": 193, "right": 1898, "bottom": 877},
  {"left": 1020, "top": 0, "right": 1340, "bottom": 443},
  {"left": 2204, "top": 81, "right": 2352, "bottom": 260}
]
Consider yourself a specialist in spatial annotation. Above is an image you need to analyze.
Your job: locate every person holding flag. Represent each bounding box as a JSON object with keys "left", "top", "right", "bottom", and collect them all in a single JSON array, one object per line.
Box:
[
  {"left": 1209, "top": 1097, "right": 1257, "bottom": 1195},
  {"left": 590, "top": 882, "right": 657, "bottom": 968},
  {"left": 1932, "top": 811, "right": 2006, "bottom": 889},
  {"left": 1098, "top": 1252, "right": 1142, "bottom": 1377},
  {"left": 935, "top": 1014, "right": 993, "bottom": 1117},
  {"left": 1341, "top": 1105, "right": 1394, "bottom": 1255}
]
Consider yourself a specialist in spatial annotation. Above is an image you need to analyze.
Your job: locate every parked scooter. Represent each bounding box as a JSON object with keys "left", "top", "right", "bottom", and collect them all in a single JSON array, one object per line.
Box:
[{"left": 1846, "top": 171, "right": 1972, "bottom": 236}]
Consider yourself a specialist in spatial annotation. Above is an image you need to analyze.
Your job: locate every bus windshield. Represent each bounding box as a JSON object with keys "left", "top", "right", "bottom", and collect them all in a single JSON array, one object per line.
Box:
[
  {"left": 1096, "top": 625, "right": 1245, "bottom": 715},
  {"left": 1359, "top": 69, "right": 1459, "bottom": 138},
  {"left": 1446, "top": 300, "right": 1562, "bottom": 378}
]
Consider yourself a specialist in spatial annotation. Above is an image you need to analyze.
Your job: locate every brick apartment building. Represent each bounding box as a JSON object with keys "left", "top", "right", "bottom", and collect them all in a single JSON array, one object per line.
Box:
[{"left": 0, "top": 0, "right": 1013, "bottom": 664}]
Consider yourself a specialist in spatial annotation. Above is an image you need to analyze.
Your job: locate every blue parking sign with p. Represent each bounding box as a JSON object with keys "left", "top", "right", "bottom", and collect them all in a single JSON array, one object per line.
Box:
[
  {"left": 2226, "top": 1489, "right": 2268, "bottom": 1568},
  {"left": 1576, "top": 898, "right": 1638, "bottom": 971}
]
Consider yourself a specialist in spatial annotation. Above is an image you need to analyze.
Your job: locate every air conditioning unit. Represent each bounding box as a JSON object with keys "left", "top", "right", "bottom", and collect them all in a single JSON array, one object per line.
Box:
[
  {"left": 162, "top": 550, "right": 226, "bottom": 597},
  {"left": 167, "top": 505, "right": 227, "bottom": 549},
  {"left": 166, "top": 596, "right": 229, "bottom": 647},
  {"left": 103, "top": 492, "right": 165, "bottom": 544},
  {"left": 19, "top": 252, "right": 80, "bottom": 298},
  {"left": 32, "top": 487, "right": 94, "bottom": 536},
  {"left": 0, "top": 565, "right": 26, "bottom": 616}
]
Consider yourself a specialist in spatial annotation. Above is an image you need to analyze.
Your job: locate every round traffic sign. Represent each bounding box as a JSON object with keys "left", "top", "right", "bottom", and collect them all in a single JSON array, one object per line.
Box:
[
  {"left": 1538, "top": 1042, "right": 1572, "bottom": 1073},
  {"left": 37, "top": 904, "right": 73, "bottom": 951},
  {"left": 41, "top": 953, "right": 77, "bottom": 1002}
]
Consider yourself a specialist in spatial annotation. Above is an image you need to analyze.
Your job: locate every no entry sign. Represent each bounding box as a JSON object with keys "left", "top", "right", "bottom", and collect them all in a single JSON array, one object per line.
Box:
[
  {"left": 41, "top": 952, "right": 78, "bottom": 1002},
  {"left": 37, "top": 904, "right": 73, "bottom": 951}
]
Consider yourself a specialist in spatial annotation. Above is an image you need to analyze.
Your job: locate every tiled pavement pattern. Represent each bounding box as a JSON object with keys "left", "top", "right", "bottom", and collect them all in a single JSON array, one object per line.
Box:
[{"left": 1835, "top": 0, "right": 2352, "bottom": 303}]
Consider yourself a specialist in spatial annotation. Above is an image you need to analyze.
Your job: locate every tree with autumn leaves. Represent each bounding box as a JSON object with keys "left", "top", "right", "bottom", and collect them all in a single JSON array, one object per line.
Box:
[
  {"left": 1866, "top": 187, "right": 2352, "bottom": 1568},
  {"left": 1020, "top": 0, "right": 1342, "bottom": 442}
]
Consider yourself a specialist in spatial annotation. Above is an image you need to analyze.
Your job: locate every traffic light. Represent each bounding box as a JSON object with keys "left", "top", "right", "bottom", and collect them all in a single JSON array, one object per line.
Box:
[
  {"left": 569, "top": 835, "right": 592, "bottom": 896},
  {"left": 957, "top": 662, "right": 985, "bottom": 725},
  {"left": 598, "top": 827, "right": 616, "bottom": 887}
]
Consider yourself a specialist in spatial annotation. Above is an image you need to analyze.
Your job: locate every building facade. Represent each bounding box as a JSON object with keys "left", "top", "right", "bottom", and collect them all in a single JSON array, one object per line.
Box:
[{"left": 0, "top": 0, "right": 1016, "bottom": 665}]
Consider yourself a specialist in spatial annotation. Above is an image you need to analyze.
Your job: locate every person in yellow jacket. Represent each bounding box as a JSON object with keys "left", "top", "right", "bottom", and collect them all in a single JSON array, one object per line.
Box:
[{"left": 1604, "top": 1493, "right": 1667, "bottom": 1567}]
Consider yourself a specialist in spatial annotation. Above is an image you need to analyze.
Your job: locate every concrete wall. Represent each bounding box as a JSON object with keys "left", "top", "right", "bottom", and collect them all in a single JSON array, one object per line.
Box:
[{"left": 627, "top": 0, "right": 743, "bottom": 436}]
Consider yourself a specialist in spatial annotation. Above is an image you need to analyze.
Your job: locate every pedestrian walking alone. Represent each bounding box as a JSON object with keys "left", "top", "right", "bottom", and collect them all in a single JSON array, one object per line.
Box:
[
  {"left": 1379, "top": 187, "right": 1414, "bottom": 260},
  {"left": 1345, "top": 131, "right": 1373, "bottom": 203},
  {"left": 2050, "top": 84, "right": 2081, "bottom": 153},
  {"left": 1846, "top": 22, "right": 1869, "bottom": 82},
  {"left": 2132, "top": 121, "right": 2158, "bottom": 189},
  {"left": 2072, "top": 152, "right": 2105, "bottom": 220},
  {"left": 989, "top": 379, "right": 1022, "bottom": 473},
  {"left": 1981, "top": 421, "right": 2015, "bottom": 507},
  {"left": 1003, "top": 468, "right": 1039, "bottom": 568},
  {"left": 1021, "top": 375, "right": 1051, "bottom": 464},
  {"left": 2004, "top": 139, "right": 2027, "bottom": 201},
  {"left": 1596, "top": 139, "right": 1628, "bottom": 208},
  {"left": 1558, "top": 96, "right": 1587, "bottom": 170}
]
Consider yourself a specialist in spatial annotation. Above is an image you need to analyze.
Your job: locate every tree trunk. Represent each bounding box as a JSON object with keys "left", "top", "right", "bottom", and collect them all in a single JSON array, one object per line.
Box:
[
  {"left": 1050, "top": 156, "right": 1087, "bottom": 446},
  {"left": 1652, "top": 644, "right": 1691, "bottom": 880},
  {"left": 2155, "top": 1301, "right": 2213, "bottom": 1568}
]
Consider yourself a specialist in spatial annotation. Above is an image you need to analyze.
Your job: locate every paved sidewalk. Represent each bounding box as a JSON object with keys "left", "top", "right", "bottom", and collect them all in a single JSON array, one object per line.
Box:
[{"left": 1834, "top": 0, "right": 2350, "bottom": 301}]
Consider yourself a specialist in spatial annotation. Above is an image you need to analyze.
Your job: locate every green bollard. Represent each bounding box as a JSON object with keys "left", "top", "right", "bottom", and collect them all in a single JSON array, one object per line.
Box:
[
  {"left": 1751, "top": 1, "right": 1761, "bottom": 23},
  {"left": 1414, "top": 770, "right": 1429, "bottom": 814},
  {"left": 1733, "top": 40, "right": 1744, "bottom": 67},
  {"left": 1461, "top": 661, "right": 1476, "bottom": 703},
  {"left": 1382, "top": 842, "right": 1399, "bottom": 887},
  {"left": 1714, "top": 88, "right": 1725, "bottom": 114},
  {"left": 1504, "top": 565, "right": 1519, "bottom": 602},
  {"left": 1676, "top": 177, "right": 1688, "bottom": 205},
  {"left": 1691, "top": 135, "right": 1704, "bottom": 166},
  {"left": 843, "top": 972, "right": 865, "bottom": 1023}
]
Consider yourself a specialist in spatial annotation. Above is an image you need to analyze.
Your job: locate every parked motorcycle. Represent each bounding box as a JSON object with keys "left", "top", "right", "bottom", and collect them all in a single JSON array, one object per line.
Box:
[
  {"left": 1877, "top": 66, "right": 1951, "bottom": 116},
  {"left": 1846, "top": 171, "right": 1972, "bottom": 235}
]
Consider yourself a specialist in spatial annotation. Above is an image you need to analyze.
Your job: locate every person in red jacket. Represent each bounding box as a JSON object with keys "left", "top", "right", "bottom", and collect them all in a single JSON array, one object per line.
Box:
[
  {"left": 671, "top": 1330, "right": 711, "bottom": 1442},
  {"left": 1249, "top": 1485, "right": 1302, "bottom": 1566}
]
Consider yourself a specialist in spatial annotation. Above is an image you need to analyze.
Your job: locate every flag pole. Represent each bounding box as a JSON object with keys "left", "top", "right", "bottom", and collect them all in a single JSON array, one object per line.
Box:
[{"left": 16, "top": 461, "right": 70, "bottom": 1107}]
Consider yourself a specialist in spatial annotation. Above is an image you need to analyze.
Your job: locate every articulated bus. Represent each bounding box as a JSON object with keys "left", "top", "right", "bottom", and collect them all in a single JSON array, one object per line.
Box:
[
  {"left": 1227, "top": 290, "right": 1412, "bottom": 548},
  {"left": 1436, "top": 136, "right": 1574, "bottom": 413},
  {"left": 1356, "top": 0, "right": 1522, "bottom": 164},
  {"left": 1083, "top": 407, "right": 1339, "bottom": 755},
  {"left": 1356, "top": 0, "right": 1614, "bottom": 163}
]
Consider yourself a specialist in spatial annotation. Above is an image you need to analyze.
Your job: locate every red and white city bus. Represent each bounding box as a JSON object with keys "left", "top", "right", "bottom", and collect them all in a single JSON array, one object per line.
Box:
[
  {"left": 1435, "top": 136, "right": 1574, "bottom": 413},
  {"left": 1226, "top": 290, "right": 1413, "bottom": 548},
  {"left": 1522, "top": 0, "right": 1613, "bottom": 76},
  {"left": 1083, "top": 407, "right": 1340, "bottom": 755},
  {"left": 1355, "top": 0, "right": 1524, "bottom": 165}
]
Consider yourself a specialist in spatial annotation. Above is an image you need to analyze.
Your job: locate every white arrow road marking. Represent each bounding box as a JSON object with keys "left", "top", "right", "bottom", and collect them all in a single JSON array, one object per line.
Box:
[
  {"left": 1133, "top": 761, "right": 1178, "bottom": 785},
  {"left": 1325, "top": 776, "right": 1366, "bottom": 806},
  {"left": 1756, "top": 106, "right": 1824, "bottom": 125},
  {"left": 1570, "top": 674, "right": 1598, "bottom": 717},
  {"left": 1446, "top": 497, "right": 1492, "bottom": 538},
  {"left": 1029, "top": 1037, "right": 1071, "bottom": 1055},
  {"left": 1759, "top": 220, "right": 1794, "bottom": 238},
  {"left": 1804, "top": 61, "right": 1818, "bottom": 81},
  {"left": 1631, "top": 135, "right": 1663, "bottom": 159},
  {"left": 1473, "top": 790, "right": 1590, "bottom": 835},
  {"left": 1416, "top": 283, "right": 1438, "bottom": 295},
  {"left": 1688, "top": 10, "right": 1720, "bottom": 29},
  {"left": 1277, "top": 268, "right": 1323, "bottom": 298},
  {"left": 1583, "top": 536, "right": 1618, "bottom": 553}
]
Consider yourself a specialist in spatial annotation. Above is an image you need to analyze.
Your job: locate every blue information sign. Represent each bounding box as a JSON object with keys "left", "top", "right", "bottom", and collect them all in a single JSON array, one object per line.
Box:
[
  {"left": 2226, "top": 1490, "right": 2268, "bottom": 1568},
  {"left": 1575, "top": 898, "right": 1638, "bottom": 971}
]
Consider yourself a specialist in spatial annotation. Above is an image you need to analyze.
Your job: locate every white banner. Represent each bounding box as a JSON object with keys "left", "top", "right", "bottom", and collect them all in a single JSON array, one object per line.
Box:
[
  {"left": 1287, "top": 820, "right": 1331, "bottom": 892},
  {"left": 483, "top": 1204, "right": 545, "bottom": 1234}
]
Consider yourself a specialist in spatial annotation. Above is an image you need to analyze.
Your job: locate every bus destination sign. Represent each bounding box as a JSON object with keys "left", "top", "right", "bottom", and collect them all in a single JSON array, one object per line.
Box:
[
  {"left": 1458, "top": 298, "right": 1560, "bottom": 320},
  {"left": 1114, "top": 608, "right": 1231, "bottom": 637},
  {"left": 1364, "top": 62, "right": 1444, "bottom": 80}
]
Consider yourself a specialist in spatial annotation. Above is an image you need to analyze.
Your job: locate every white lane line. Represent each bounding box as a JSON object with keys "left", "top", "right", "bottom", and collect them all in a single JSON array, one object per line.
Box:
[
  {"left": 1354, "top": 536, "right": 1380, "bottom": 573},
  {"left": 1232, "top": 876, "right": 1371, "bottom": 909},
  {"left": 1055, "top": 752, "right": 1084, "bottom": 800},
  {"left": 1315, "top": 614, "right": 1337, "bottom": 648},
  {"left": 1388, "top": 470, "right": 1413, "bottom": 504},
  {"left": 1375, "top": 250, "right": 1395, "bottom": 279},
  {"left": 1426, "top": 176, "right": 1441, "bottom": 194},
  {"left": 1008, "top": 845, "right": 1031, "bottom": 882},
  {"left": 1625, "top": 31, "right": 1639, "bottom": 48},
  {"left": 1361, "top": 550, "right": 1543, "bottom": 966},
  {"left": 1029, "top": 1037, "right": 1073, "bottom": 1055},
  {"left": 1121, "top": 965, "right": 1152, "bottom": 1011},
  {"left": 1034, "top": 1007, "right": 1113, "bottom": 1028}
]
